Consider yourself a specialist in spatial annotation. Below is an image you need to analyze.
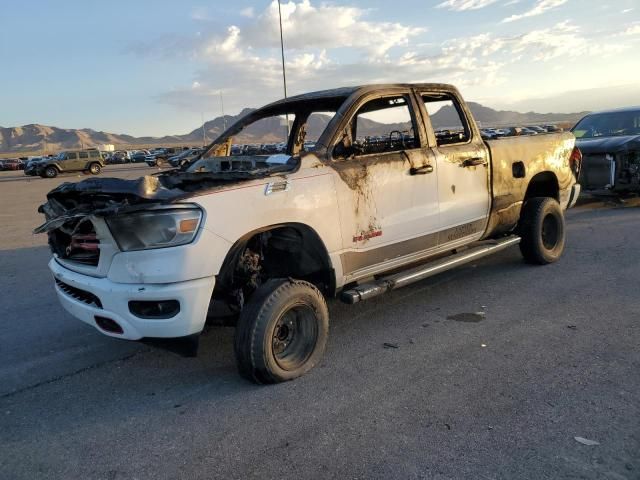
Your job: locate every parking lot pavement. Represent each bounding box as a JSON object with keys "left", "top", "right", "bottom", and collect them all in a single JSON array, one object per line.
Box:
[{"left": 0, "top": 171, "right": 638, "bottom": 479}]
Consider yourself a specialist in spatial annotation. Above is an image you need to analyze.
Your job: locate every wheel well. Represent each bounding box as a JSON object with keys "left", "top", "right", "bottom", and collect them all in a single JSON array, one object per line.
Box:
[
  {"left": 524, "top": 171, "right": 559, "bottom": 202},
  {"left": 46, "top": 164, "right": 61, "bottom": 172},
  {"left": 211, "top": 223, "right": 335, "bottom": 317}
]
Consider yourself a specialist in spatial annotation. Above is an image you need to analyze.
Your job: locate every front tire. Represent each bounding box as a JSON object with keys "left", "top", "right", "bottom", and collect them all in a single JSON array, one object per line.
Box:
[
  {"left": 44, "top": 166, "right": 58, "bottom": 178},
  {"left": 234, "top": 279, "right": 329, "bottom": 384},
  {"left": 518, "top": 197, "right": 566, "bottom": 264}
]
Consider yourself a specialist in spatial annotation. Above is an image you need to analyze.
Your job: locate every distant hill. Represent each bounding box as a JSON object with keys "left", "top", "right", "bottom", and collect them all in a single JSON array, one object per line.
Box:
[
  {"left": 0, "top": 103, "right": 588, "bottom": 155},
  {"left": 431, "top": 102, "right": 587, "bottom": 129}
]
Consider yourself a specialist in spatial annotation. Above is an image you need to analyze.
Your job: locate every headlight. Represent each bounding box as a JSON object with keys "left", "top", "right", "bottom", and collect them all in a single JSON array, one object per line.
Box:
[{"left": 106, "top": 207, "right": 203, "bottom": 252}]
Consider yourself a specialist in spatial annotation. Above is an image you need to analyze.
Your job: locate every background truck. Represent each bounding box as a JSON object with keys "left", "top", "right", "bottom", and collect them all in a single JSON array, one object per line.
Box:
[{"left": 36, "top": 83, "right": 582, "bottom": 384}]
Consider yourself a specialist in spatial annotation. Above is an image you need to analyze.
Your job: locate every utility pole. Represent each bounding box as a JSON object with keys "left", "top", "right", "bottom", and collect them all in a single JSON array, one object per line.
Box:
[
  {"left": 220, "top": 91, "right": 226, "bottom": 131},
  {"left": 277, "top": 0, "right": 290, "bottom": 138}
]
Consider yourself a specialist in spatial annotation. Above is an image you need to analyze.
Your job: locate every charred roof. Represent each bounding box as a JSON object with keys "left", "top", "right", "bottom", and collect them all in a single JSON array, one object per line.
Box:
[{"left": 262, "top": 83, "right": 460, "bottom": 109}]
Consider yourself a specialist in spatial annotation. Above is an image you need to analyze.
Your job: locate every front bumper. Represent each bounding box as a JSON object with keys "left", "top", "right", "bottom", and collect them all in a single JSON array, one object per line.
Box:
[{"left": 50, "top": 258, "right": 215, "bottom": 340}]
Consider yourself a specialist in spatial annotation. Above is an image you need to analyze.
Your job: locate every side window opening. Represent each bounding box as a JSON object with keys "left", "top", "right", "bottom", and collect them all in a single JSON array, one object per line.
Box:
[
  {"left": 336, "top": 95, "right": 418, "bottom": 158},
  {"left": 79, "top": 151, "right": 89, "bottom": 159},
  {"left": 225, "top": 114, "right": 295, "bottom": 157},
  {"left": 357, "top": 96, "right": 418, "bottom": 154},
  {"left": 423, "top": 94, "right": 470, "bottom": 146},
  {"left": 302, "top": 111, "right": 337, "bottom": 151}
]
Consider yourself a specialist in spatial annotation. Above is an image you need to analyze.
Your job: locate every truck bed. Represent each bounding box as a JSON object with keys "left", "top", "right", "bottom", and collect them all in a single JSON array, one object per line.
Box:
[{"left": 484, "top": 132, "right": 577, "bottom": 237}]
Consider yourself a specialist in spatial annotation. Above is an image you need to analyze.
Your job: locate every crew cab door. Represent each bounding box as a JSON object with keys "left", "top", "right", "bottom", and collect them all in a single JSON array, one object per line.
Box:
[
  {"left": 330, "top": 90, "right": 440, "bottom": 279},
  {"left": 417, "top": 90, "right": 490, "bottom": 244},
  {"left": 78, "top": 150, "right": 90, "bottom": 169}
]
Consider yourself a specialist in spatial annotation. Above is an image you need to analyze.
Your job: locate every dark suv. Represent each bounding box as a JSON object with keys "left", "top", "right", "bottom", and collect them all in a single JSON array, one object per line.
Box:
[{"left": 37, "top": 149, "right": 105, "bottom": 178}]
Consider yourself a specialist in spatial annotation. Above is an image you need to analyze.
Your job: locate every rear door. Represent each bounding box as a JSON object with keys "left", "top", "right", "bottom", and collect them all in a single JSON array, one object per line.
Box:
[
  {"left": 78, "top": 151, "right": 90, "bottom": 170},
  {"left": 417, "top": 90, "right": 490, "bottom": 244},
  {"left": 330, "top": 90, "right": 440, "bottom": 279}
]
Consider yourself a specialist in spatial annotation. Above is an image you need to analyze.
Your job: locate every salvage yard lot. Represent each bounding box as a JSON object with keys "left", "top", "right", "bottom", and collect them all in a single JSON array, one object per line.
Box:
[{"left": 1, "top": 165, "right": 639, "bottom": 479}]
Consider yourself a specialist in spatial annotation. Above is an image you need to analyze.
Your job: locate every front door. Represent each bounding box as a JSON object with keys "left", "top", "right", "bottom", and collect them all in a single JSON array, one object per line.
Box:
[
  {"left": 330, "top": 91, "right": 440, "bottom": 279},
  {"left": 418, "top": 91, "right": 491, "bottom": 244},
  {"left": 63, "top": 152, "right": 80, "bottom": 171}
]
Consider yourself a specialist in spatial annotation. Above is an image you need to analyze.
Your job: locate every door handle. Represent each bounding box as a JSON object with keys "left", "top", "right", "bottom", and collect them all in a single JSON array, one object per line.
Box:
[
  {"left": 409, "top": 165, "right": 434, "bottom": 175},
  {"left": 461, "top": 157, "right": 487, "bottom": 167}
]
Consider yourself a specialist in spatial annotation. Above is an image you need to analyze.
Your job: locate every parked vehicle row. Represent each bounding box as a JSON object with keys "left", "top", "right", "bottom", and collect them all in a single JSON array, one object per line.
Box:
[
  {"left": 0, "top": 158, "right": 25, "bottom": 170},
  {"left": 480, "top": 125, "right": 562, "bottom": 139},
  {"left": 144, "top": 147, "right": 193, "bottom": 167}
]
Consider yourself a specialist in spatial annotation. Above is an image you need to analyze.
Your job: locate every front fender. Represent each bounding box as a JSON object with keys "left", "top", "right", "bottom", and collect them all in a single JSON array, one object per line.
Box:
[{"left": 107, "top": 228, "right": 232, "bottom": 284}]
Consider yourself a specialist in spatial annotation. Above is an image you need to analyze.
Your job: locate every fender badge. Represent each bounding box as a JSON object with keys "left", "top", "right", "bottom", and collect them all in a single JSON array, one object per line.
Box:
[{"left": 353, "top": 230, "right": 382, "bottom": 242}]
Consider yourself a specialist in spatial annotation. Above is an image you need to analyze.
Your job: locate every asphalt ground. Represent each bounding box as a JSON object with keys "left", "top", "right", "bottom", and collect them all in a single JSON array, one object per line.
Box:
[{"left": 0, "top": 164, "right": 638, "bottom": 479}]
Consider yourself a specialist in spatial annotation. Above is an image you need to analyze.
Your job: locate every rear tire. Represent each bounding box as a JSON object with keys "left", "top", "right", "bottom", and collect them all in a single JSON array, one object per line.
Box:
[
  {"left": 44, "top": 166, "right": 58, "bottom": 178},
  {"left": 88, "top": 163, "right": 102, "bottom": 175},
  {"left": 234, "top": 279, "right": 329, "bottom": 384},
  {"left": 518, "top": 197, "right": 565, "bottom": 264}
]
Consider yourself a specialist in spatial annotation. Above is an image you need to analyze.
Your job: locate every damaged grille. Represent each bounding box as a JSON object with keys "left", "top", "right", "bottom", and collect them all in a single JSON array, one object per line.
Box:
[
  {"left": 49, "top": 218, "right": 101, "bottom": 266},
  {"left": 55, "top": 278, "right": 103, "bottom": 308}
]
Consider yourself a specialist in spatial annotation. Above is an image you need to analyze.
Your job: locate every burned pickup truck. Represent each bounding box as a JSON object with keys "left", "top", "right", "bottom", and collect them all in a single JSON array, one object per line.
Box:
[
  {"left": 37, "top": 84, "right": 581, "bottom": 384},
  {"left": 572, "top": 106, "right": 640, "bottom": 193}
]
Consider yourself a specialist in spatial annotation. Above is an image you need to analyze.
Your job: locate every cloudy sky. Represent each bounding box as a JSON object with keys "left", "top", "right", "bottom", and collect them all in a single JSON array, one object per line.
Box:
[{"left": 1, "top": 0, "right": 639, "bottom": 136}]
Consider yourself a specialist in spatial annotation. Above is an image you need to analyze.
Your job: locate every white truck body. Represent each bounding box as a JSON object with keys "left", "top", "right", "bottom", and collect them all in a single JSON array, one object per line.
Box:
[{"left": 37, "top": 84, "right": 581, "bottom": 360}]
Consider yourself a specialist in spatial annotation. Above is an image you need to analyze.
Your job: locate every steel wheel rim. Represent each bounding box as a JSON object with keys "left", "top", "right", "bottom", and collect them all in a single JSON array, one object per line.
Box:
[
  {"left": 541, "top": 214, "right": 559, "bottom": 250},
  {"left": 271, "top": 303, "right": 318, "bottom": 371}
]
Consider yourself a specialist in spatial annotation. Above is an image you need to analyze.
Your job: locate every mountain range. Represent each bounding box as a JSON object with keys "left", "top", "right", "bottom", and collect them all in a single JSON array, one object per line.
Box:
[{"left": 0, "top": 103, "right": 588, "bottom": 155}]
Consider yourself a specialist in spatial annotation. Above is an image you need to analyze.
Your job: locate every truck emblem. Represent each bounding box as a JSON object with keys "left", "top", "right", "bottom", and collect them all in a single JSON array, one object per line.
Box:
[{"left": 353, "top": 229, "right": 382, "bottom": 242}]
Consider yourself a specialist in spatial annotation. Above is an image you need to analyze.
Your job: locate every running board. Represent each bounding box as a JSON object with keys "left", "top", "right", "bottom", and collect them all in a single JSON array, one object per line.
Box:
[{"left": 340, "top": 235, "right": 521, "bottom": 304}]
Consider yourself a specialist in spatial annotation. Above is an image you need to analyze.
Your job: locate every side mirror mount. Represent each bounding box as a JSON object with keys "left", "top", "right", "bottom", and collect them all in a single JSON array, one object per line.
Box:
[{"left": 333, "top": 129, "right": 354, "bottom": 159}]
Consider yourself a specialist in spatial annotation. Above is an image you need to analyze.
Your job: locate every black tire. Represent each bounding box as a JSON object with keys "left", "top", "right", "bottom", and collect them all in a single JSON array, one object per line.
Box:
[
  {"left": 234, "top": 278, "right": 329, "bottom": 384},
  {"left": 88, "top": 163, "right": 102, "bottom": 175},
  {"left": 518, "top": 197, "right": 566, "bottom": 264},
  {"left": 44, "top": 166, "right": 58, "bottom": 178}
]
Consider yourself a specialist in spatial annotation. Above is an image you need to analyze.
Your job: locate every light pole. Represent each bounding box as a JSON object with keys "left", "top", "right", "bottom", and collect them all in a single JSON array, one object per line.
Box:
[
  {"left": 220, "top": 91, "right": 226, "bottom": 131},
  {"left": 277, "top": 0, "right": 289, "bottom": 138}
]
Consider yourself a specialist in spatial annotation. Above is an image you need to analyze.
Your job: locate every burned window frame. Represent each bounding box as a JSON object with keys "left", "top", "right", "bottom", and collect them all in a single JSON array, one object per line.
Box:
[
  {"left": 419, "top": 91, "right": 473, "bottom": 148},
  {"left": 330, "top": 89, "right": 425, "bottom": 161},
  {"left": 201, "top": 95, "right": 349, "bottom": 159}
]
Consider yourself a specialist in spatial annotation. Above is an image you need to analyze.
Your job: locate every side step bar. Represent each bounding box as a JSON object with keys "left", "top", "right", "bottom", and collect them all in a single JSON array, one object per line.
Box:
[{"left": 340, "top": 235, "right": 521, "bottom": 304}]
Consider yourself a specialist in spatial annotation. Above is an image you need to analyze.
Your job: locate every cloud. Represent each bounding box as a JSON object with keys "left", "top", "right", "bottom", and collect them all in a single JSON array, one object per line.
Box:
[
  {"left": 240, "top": 7, "right": 254, "bottom": 18},
  {"left": 623, "top": 23, "right": 640, "bottom": 35},
  {"left": 436, "top": 0, "right": 500, "bottom": 11},
  {"left": 236, "top": 0, "right": 424, "bottom": 57},
  {"left": 503, "top": 0, "right": 568, "bottom": 23},
  {"left": 191, "top": 7, "right": 212, "bottom": 21},
  {"left": 444, "top": 21, "right": 626, "bottom": 62},
  {"left": 148, "top": 1, "right": 627, "bottom": 116}
]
